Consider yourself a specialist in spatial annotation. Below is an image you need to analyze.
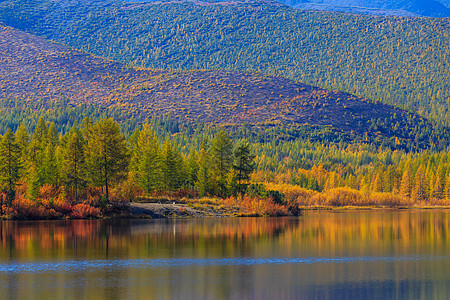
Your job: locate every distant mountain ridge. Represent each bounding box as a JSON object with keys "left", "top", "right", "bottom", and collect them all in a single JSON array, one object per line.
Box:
[
  {"left": 115, "top": 0, "right": 450, "bottom": 16},
  {"left": 279, "top": 0, "right": 450, "bottom": 17},
  {"left": 438, "top": 0, "right": 450, "bottom": 7},
  {"left": 2, "top": 24, "right": 446, "bottom": 150}
]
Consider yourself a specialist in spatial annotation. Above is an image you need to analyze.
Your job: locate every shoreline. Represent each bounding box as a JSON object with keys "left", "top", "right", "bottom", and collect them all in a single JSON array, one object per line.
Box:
[
  {"left": 299, "top": 205, "right": 450, "bottom": 211},
  {"left": 3, "top": 202, "right": 450, "bottom": 221},
  {"left": 126, "top": 203, "right": 450, "bottom": 219}
]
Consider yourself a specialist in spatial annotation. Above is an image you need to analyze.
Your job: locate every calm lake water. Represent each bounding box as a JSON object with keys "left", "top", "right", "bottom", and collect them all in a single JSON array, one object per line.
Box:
[{"left": 0, "top": 210, "right": 449, "bottom": 299}]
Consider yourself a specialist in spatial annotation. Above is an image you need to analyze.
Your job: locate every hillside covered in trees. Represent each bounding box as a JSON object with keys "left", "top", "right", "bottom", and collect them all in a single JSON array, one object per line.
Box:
[
  {"left": 281, "top": 0, "right": 450, "bottom": 17},
  {"left": 1, "top": 0, "right": 450, "bottom": 124},
  {"left": 2, "top": 25, "right": 447, "bottom": 151}
]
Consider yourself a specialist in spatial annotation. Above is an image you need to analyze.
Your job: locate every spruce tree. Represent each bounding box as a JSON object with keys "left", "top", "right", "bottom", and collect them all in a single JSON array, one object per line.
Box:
[
  {"left": 136, "top": 124, "right": 161, "bottom": 194},
  {"left": 233, "top": 142, "right": 255, "bottom": 195},
  {"left": 445, "top": 176, "right": 450, "bottom": 201},
  {"left": 15, "top": 125, "right": 30, "bottom": 179},
  {"left": 162, "top": 138, "right": 179, "bottom": 191},
  {"left": 28, "top": 116, "right": 49, "bottom": 189},
  {"left": 0, "top": 129, "right": 22, "bottom": 206},
  {"left": 196, "top": 139, "right": 211, "bottom": 196},
  {"left": 128, "top": 126, "right": 141, "bottom": 172},
  {"left": 15, "top": 124, "right": 30, "bottom": 157},
  {"left": 62, "top": 126, "right": 86, "bottom": 201},
  {"left": 371, "top": 172, "right": 383, "bottom": 193},
  {"left": 211, "top": 129, "right": 233, "bottom": 197},
  {"left": 33, "top": 117, "right": 49, "bottom": 144},
  {"left": 186, "top": 148, "right": 199, "bottom": 189},
  {"left": 86, "top": 119, "right": 129, "bottom": 202},
  {"left": 42, "top": 142, "right": 59, "bottom": 186}
]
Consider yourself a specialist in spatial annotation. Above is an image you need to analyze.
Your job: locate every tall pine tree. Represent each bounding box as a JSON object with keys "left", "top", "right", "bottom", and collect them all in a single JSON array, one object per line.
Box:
[
  {"left": 211, "top": 129, "right": 233, "bottom": 197},
  {"left": 61, "top": 126, "right": 86, "bottom": 201},
  {"left": 0, "top": 129, "right": 22, "bottom": 206},
  {"left": 86, "top": 119, "right": 129, "bottom": 202},
  {"left": 233, "top": 142, "right": 255, "bottom": 195}
]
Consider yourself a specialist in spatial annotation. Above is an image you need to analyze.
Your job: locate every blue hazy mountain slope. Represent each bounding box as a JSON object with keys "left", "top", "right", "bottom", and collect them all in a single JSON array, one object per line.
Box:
[
  {"left": 437, "top": 0, "right": 450, "bottom": 7},
  {"left": 281, "top": 0, "right": 450, "bottom": 16}
]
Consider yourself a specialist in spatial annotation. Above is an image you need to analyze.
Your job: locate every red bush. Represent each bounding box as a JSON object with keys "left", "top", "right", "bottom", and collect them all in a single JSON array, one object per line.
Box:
[
  {"left": 70, "top": 203, "right": 102, "bottom": 219},
  {"left": 224, "top": 195, "right": 289, "bottom": 216},
  {"left": 38, "top": 184, "right": 59, "bottom": 201},
  {"left": 5, "top": 195, "right": 61, "bottom": 220}
]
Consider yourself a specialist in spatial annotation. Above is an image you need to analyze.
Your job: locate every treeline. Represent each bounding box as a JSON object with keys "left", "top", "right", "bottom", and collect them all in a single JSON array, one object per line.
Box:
[
  {"left": 2, "top": 97, "right": 450, "bottom": 156},
  {"left": 2, "top": 116, "right": 450, "bottom": 218},
  {"left": 0, "top": 117, "right": 256, "bottom": 210},
  {"left": 2, "top": 0, "right": 450, "bottom": 124},
  {"left": 254, "top": 148, "right": 450, "bottom": 206},
  {"left": 0, "top": 98, "right": 140, "bottom": 137}
]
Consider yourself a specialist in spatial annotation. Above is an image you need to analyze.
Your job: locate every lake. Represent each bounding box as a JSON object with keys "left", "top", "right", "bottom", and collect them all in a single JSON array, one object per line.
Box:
[{"left": 0, "top": 210, "right": 449, "bottom": 299}]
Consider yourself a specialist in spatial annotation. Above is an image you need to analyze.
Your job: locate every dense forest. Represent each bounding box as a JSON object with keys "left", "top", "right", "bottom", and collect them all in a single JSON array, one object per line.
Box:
[
  {"left": 2, "top": 25, "right": 450, "bottom": 153},
  {"left": 280, "top": 0, "right": 450, "bottom": 17},
  {"left": 1, "top": 0, "right": 450, "bottom": 124},
  {"left": 2, "top": 117, "right": 450, "bottom": 220}
]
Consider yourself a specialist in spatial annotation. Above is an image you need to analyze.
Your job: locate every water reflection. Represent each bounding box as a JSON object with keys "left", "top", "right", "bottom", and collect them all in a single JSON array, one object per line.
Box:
[{"left": 0, "top": 210, "right": 449, "bottom": 299}]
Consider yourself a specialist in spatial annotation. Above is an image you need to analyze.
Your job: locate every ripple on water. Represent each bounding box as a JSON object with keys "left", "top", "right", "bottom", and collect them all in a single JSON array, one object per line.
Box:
[{"left": 0, "top": 255, "right": 448, "bottom": 274}]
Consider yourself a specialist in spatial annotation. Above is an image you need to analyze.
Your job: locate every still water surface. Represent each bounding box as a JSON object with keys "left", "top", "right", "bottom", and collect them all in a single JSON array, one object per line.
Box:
[{"left": 0, "top": 210, "right": 449, "bottom": 299}]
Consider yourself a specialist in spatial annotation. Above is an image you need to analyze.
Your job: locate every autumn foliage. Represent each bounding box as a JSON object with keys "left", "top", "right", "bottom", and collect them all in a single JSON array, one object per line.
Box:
[
  {"left": 70, "top": 204, "right": 102, "bottom": 219},
  {"left": 0, "top": 183, "right": 103, "bottom": 220},
  {"left": 224, "top": 195, "right": 289, "bottom": 217}
]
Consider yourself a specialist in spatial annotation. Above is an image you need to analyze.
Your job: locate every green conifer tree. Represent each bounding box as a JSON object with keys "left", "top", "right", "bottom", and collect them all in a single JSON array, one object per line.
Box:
[
  {"left": 186, "top": 148, "right": 199, "bottom": 189},
  {"left": 0, "top": 129, "right": 22, "bottom": 206},
  {"left": 86, "top": 119, "right": 129, "bottom": 202},
  {"left": 136, "top": 124, "right": 161, "bottom": 194},
  {"left": 211, "top": 129, "right": 233, "bottom": 197},
  {"left": 62, "top": 126, "right": 86, "bottom": 201},
  {"left": 162, "top": 138, "right": 179, "bottom": 191},
  {"left": 233, "top": 142, "right": 255, "bottom": 195},
  {"left": 196, "top": 139, "right": 211, "bottom": 196}
]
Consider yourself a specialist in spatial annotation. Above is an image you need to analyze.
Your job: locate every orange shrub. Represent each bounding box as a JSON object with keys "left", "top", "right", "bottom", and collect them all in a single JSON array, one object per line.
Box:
[
  {"left": 263, "top": 182, "right": 317, "bottom": 205},
  {"left": 70, "top": 203, "right": 102, "bottom": 219},
  {"left": 224, "top": 195, "right": 289, "bottom": 216},
  {"left": 38, "top": 184, "right": 59, "bottom": 200},
  {"left": 5, "top": 194, "right": 61, "bottom": 220}
]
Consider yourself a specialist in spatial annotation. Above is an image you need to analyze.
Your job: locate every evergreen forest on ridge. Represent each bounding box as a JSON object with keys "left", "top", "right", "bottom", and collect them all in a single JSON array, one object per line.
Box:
[{"left": 1, "top": 0, "right": 450, "bottom": 124}]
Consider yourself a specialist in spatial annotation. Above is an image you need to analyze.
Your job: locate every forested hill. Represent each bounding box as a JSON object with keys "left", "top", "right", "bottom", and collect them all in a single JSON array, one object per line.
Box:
[
  {"left": 280, "top": 0, "right": 450, "bottom": 17},
  {"left": 1, "top": 25, "right": 448, "bottom": 150},
  {"left": 1, "top": 1, "right": 450, "bottom": 125}
]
